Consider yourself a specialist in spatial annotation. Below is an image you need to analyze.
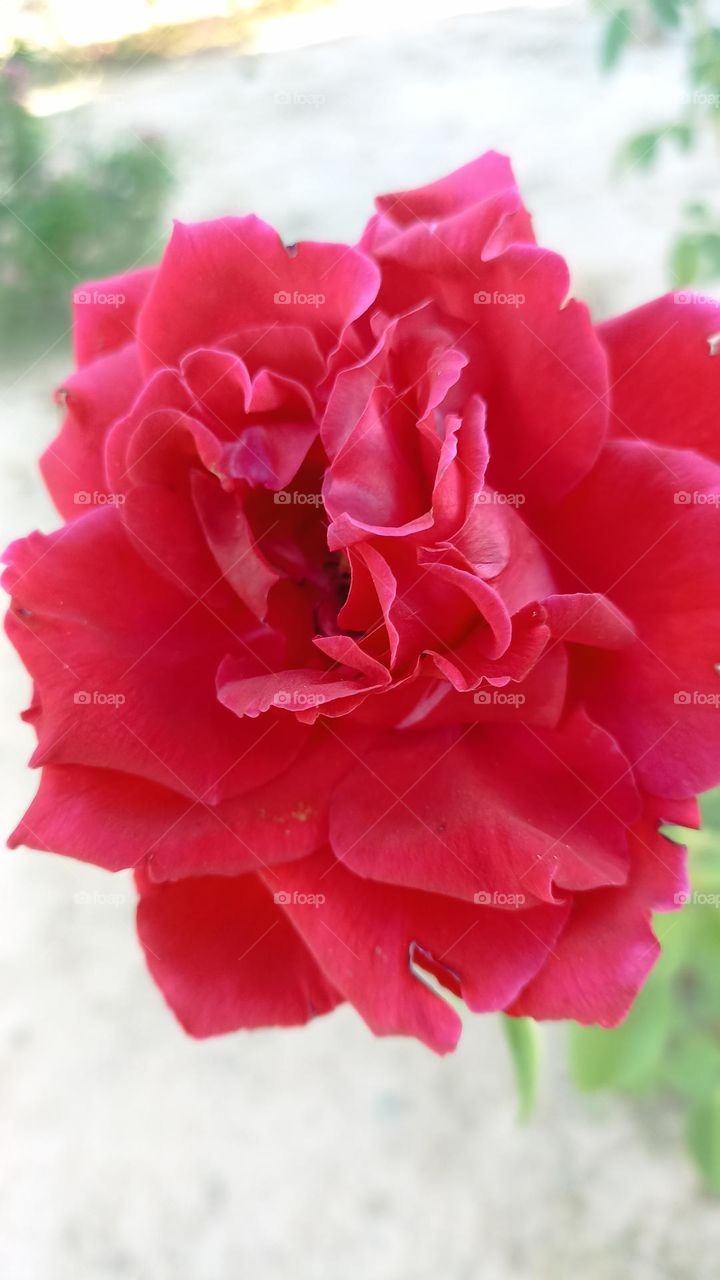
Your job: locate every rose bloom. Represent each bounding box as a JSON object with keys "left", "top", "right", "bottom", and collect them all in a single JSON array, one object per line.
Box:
[{"left": 4, "top": 154, "right": 720, "bottom": 1052}]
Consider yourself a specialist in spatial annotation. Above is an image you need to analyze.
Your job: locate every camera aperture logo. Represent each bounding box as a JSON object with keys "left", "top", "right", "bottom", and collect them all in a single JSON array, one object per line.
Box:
[
  {"left": 674, "top": 490, "right": 720, "bottom": 507},
  {"left": 674, "top": 690, "right": 720, "bottom": 708},
  {"left": 274, "top": 890, "right": 325, "bottom": 908},
  {"left": 675, "top": 890, "right": 720, "bottom": 907}
]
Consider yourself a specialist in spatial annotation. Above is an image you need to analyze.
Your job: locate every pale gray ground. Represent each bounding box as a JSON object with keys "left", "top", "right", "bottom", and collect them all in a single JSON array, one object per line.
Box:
[{"left": 1, "top": 6, "right": 719, "bottom": 1278}]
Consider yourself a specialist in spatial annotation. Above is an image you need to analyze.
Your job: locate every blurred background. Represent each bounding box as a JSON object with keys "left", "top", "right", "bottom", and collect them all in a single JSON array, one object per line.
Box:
[{"left": 1, "top": 1, "right": 720, "bottom": 1277}]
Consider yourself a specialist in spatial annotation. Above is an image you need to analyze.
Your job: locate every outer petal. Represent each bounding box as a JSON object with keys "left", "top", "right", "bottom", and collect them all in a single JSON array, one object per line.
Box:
[
  {"left": 601, "top": 293, "right": 720, "bottom": 463},
  {"left": 8, "top": 721, "right": 372, "bottom": 879},
  {"left": 363, "top": 162, "right": 608, "bottom": 506},
  {"left": 9, "top": 764, "right": 266, "bottom": 874},
  {"left": 509, "top": 807, "right": 689, "bottom": 1025},
  {"left": 41, "top": 344, "right": 142, "bottom": 520},
  {"left": 328, "top": 712, "right": 639, "bottom": 905},
  {"left": 136, "top": 870, "right": 342, "bottom": 1037},
  {"left": 2, "top": 509, "right": 306, "bottom": 802},
  {"left": 372, "top": 152, "right": 535, "bottom": 238},
  {"left": 263, "top": 849, "right": 569, "bottom": 1053},
  {"left": 9, "top": 742, "right": 356, "bottom": 880},
  {"left": 73, "top": 266, "right": 156, "bottom": 366},
  {"left": 360, "top": 151, "right": 534, "bottom": 261},
  {"left": 137, "top": 217, "right": 379, "bottom": 372},
  {"left": 542, "top": 440, "right": 720, "bottom": 797}
]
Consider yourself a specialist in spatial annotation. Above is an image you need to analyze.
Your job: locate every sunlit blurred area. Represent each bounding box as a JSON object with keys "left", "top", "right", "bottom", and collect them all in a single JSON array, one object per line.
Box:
[
  {"left": 3, "top": 0, "right": 574, "bottom": 58},
  {"left": 1, "top": 0, "right": 716, "bottom": 358}
]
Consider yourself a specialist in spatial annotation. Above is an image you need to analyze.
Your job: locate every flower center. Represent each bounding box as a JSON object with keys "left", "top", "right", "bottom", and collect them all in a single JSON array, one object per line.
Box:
[
  {"left": 323, "top": 550, "right": 351, "bottom": 609},
  {"left": 313, "top": 549, "right": 352, "bottom": 636}
]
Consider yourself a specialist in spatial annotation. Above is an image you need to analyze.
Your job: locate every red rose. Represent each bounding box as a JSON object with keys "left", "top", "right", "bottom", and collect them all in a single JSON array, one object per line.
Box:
[{"left": 5, "top": 154, "right": 719, "bottom": 1052}]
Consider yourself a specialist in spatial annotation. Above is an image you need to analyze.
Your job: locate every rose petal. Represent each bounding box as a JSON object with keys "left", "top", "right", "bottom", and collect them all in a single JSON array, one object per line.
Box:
[
  {"left": 601, "top": 292, "right": 720, "bottom": 463},
  {"left": 3, "top": 509, "right": 306, "bottom": 802},
  {"left": 73, "top": 266, "right": 156, "bottom": 366},
  {"left": 262, "top": 848, "right": 568, "bottom": 1053},
  {"left": 42, "top": 344, "right": 143, "bottom": 520},
  {"left": 138, "top": 217, "right": 379, "bottom": 372},
  {"left": 542, "top": 440, "right": 720, "bottom": 797},
  {"left": 329, "top": 711, "right": 639, "bottom": 905},
  {"left": 136, "top": 870, "right": 342, "bottom": 1037},
  {"left": 509, "top": 805, "right": 689, "bottom": 1025}
]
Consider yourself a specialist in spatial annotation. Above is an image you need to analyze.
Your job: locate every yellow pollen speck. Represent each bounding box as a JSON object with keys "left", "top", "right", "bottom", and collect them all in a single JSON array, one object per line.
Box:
[{"left": 290, "top": 804, "right": 314, "bottom": 822}]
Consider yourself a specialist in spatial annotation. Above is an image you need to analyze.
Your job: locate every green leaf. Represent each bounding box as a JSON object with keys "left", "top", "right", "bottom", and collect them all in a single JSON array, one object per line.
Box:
[
  {"left": 617, "top": 122, "right": 695, "bottom": 175},
  {"left": 567, "top": 791, "right": 720, "bottom": 1191},
  {"left": 602, "top": 8, "right": 632, "bottom": 70},
  {"left": 687, "top": 1087, "right": 720, "bottom": 1193},
  {"left": 671, "top": 234, "right": 701, "bottom": 286},
  {"left": 701, "top": 789, "right": 720, "bottom": 831},
  {"left": 502, "top": 1014, "right": 541, "bottom": 1121},
  {"left": 668, "top": 122, "right": 694, "bottom": 151},
  {"left": 617, "top": 129, "right": 663, "bottom": 170},
  {"left": 662, "top": 1033, "right": 720, "bottom": 1097},
  {"left": 570, "top": 977, "right": 674, "bottom": 1093},
  {"left": 648, "top": 0, "right": 685, "bottom": 28},
  {"left": 691, "top": 27, "right": 720, "bottom": 93}
]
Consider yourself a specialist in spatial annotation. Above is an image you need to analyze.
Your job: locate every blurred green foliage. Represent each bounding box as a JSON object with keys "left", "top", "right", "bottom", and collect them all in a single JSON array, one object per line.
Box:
[
  {"left": 587, "top": 5, "right": 720, "bottom": 1184},
  {"left": 599, "top": 0, "right": 720, "bottom": 288},
  {"left": 502, "top": 1015, "right": 542, "bottom": 1123},
  {"left": 0, "top": 45, "right": 172, "bottom": 356},
  {"left": 670, "top": 202, "right": 720, "bottom": 283},
  {"left": 571, "top": 791, "right": 720, "bottom": 1192}
]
